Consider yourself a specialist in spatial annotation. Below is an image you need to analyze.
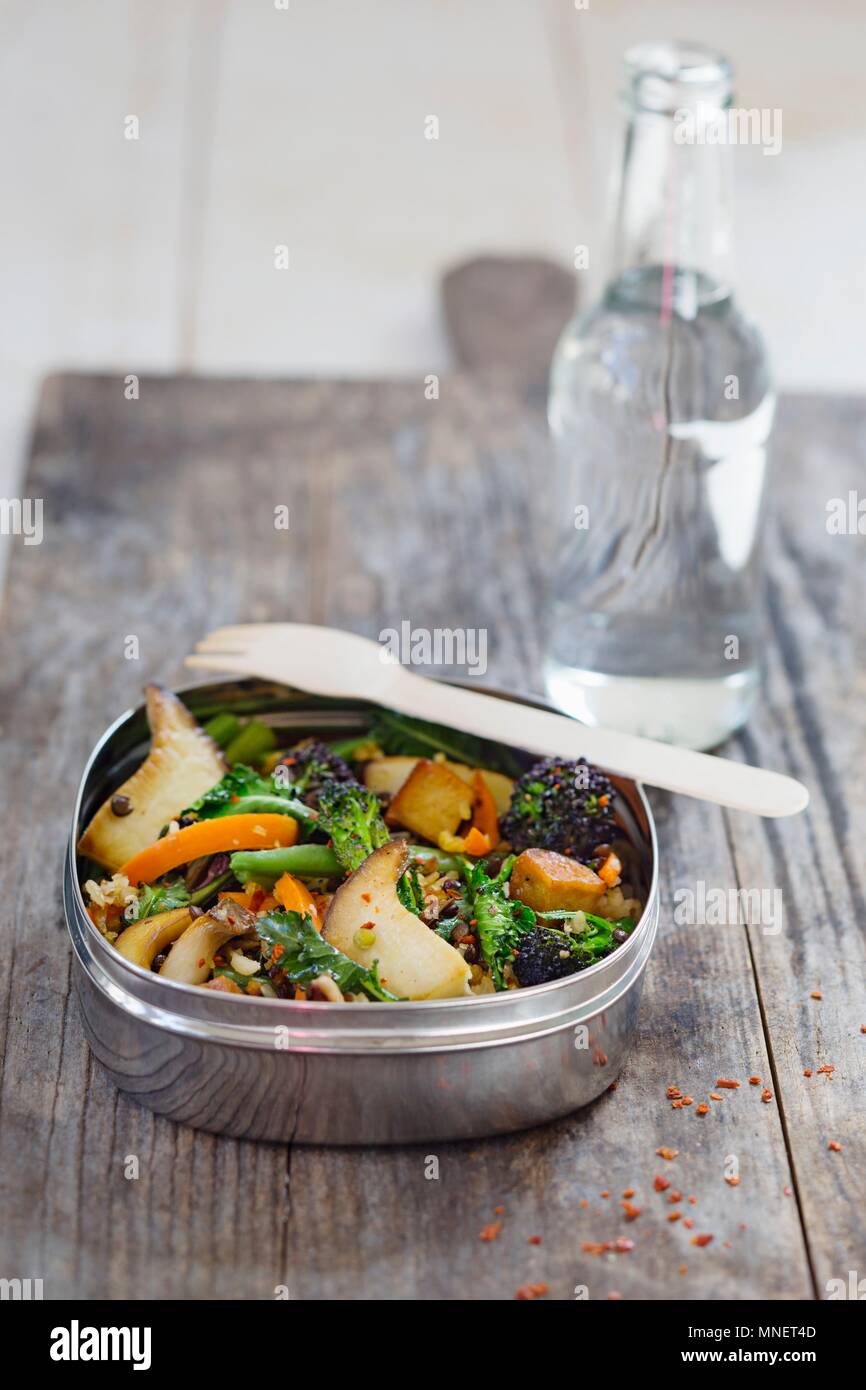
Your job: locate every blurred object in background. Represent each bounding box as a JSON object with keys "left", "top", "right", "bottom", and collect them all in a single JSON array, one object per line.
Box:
[
  {"left": 442, "top": 255, "right": 575, "bottom": 389},
  {"left": 545, "top": 41, "right": 774, "bottom": 750}
]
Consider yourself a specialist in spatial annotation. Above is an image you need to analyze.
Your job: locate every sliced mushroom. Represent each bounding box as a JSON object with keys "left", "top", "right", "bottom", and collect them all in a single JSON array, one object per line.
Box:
[
  {"left": 114, "top": 908, "right": 192, "bottom": 969},
  {"left": 322, "top": 841, "right": 471, "bottom": 999},
  {"left": 77, "top": 685, "right": 226, "bottom": 871},
  {"left": 159, "top": 899, "right": 259, "bottom": 985}
]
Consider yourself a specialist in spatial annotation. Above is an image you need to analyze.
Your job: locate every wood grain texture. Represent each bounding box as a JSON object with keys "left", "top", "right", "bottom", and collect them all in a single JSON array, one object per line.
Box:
[{"left": 0, "top": 374, "right": 861, "bottom": 1300}]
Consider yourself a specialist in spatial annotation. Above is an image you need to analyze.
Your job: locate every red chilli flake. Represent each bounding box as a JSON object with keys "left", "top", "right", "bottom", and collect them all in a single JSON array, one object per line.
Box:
[
  {"left": 668, "top": 1211, "right": 682, "bottom": 1223},
  {"left": 861, "top": 1025, "right": 866, "bottom": 1035},
  {"left": 749, "top": 1076, "right": 761, "bottom": 1086},
  {"left": 803, "top": 1068, "right": 813, "bottom": 1077},
  {"left": 828, "top": 1141, "right": 842, "bottom": 1152},
  {"left": 678, "top": 1265, "right": 688, "bottom": 1275},
  {"left": 725, "top": 1176, "right": 741, "bottom": 1187},
  {"left": 479, "top": 1221, "right": 502, "bottom": 1242},
  {"left": 656, "top": 1147, "right": 679, "bottom": 1160},
  {"left": 667, "top": 1190, "right": 683, "bottom": 1204},
  {"left": 528, "top": 1235, "right": 542, "bottom": 1246},
  {"left": 621, "top": 1201, "right": 641, "bottom": 1222},
  {"left": 666, "top": 1086, "right": 683, "bottom": 1100},
  {"left": 709, "top": 1092, "right": 724, "bottom": 1102},
  {"left": 653, "top": 1175, "right": 671, "bottom": 1193},
  {"left": 810, "top": 990, "right": 823, "bottom": 1000},
  {"left": 682, "top": 1217, "right": 695, "bottom": 1230},
  {"left": 515, "top": 1282, "right": 548, "bottom": 1300},
  {"left": 622, "top": 1188, "right": 635, "bottom": 1199},
  {"left": 691, "top": 1234, "right": 714, "bottom": 1247},
  {"left": 761, "top": 1088, "right": 773, "bottom": 1104},
  {"left": 600, "top": 1190, "right": 610, "bottom": 1199},
  {"left": 582, "top": 1238, "right": 634, "bottom": 1256},
  {"left": 715, "top": 1078, "right": 741, "bottom": 1089},
  {"left": 817, "top": 1064, "right": 835, "bottom": 1077},
  {"left": 696, "top": 1103, "right": 709, "bottom": 1116}
]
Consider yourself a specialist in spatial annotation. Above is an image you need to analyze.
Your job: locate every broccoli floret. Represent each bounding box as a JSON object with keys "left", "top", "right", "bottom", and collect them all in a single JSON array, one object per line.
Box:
[
  {"left": 276, "top": 741, "right": 358, "bottom": 806},
  {"left": 316, "top": 781, "right": 391, "bottom": 873},
  {"left": 512, "top": 927, "right": 583, "bottom": 987},
  {"left": 514, "top": 914, "right": 635, "bottom": 986},
  {"left": 500, "top": 757, "right": 617, "bottom": 859}
]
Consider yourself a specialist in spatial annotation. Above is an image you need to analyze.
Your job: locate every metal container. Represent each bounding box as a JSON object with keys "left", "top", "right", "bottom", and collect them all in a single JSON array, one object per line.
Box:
[{"left": 65, "top": 680, "right": 659, "bottom": 1144}]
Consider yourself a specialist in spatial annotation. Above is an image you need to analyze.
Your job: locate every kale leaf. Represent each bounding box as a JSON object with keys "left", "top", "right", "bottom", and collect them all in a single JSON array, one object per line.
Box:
[
  {"left": 458, "top": 855, "right": 536, "bottom": 990},
  {"left": 256, "top": 909, "right": 401, "bottom": 1002},
  {"left": 370, "top": 710, "right": 520, "bottom": 776}
]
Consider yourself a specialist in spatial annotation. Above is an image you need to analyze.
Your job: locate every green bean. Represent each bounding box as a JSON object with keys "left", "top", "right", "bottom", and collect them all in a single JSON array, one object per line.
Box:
[
  {"left": 188, "top": 870, "right": 233, "bottom": 907},
  {"left": 212, "top": 794, "right": 318, "bottom": 827},
  {"left": 204, "top": 712, "right": 241, "bottom": 749},
  {"left": 224, "top": 720, "right": 278, "bottom": 766},
  {"left": 230, "top": 844, "right": 342, "bottom": 886},
  {"left": 329, "top": 732, "right": 375, "bottom": 758}
]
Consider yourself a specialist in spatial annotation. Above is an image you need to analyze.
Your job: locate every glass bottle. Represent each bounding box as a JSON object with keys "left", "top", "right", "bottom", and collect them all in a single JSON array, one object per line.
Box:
[{"left": 545, "top": 42, "right": 774, "bottom": 750}]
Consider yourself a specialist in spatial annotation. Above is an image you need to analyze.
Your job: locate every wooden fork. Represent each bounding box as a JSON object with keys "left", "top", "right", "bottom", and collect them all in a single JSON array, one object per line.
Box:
[{"left": 185, "top": 623, "right": 809, "bottom": 817}]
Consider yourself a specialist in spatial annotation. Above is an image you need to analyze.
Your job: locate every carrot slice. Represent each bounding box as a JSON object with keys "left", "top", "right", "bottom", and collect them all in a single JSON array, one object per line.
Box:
[
  {"left": 463, "top": 825, "right": 492, "bottom": 857},
  {"left": 273, "top": 872, "right": 321, "bottom": 929},
  {"left": 598, "top": 850, "right": 622, "bottom": 888},
  {"left": 470, "top": 771, "right": 499, "bottom": 845},
  {"left": 119, "top": 813, "right": 299, "bottom": 885}
]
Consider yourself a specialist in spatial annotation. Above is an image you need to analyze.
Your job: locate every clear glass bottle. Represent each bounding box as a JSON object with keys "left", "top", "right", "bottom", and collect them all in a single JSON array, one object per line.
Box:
[{"left": 545, "top": 42, "right": 774, "bottom": 750}]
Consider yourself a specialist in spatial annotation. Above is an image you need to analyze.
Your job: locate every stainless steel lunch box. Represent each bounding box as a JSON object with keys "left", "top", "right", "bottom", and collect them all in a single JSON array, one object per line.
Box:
[{"left": 65, "top": 680, "right": 659, "bottom": 1145}]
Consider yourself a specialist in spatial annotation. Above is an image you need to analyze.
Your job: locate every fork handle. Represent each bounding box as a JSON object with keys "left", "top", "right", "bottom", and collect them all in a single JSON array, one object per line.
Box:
[{"left": 387, "top": 667, "right": 808, "bottom": 818}]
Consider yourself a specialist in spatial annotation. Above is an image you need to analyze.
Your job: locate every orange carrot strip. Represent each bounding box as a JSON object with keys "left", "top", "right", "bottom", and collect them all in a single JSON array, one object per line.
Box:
[
  {"left": 471, "top": 771, "right": 499, "bottom": 845},
  {"left": 273, "top": 872, "right": 321, "bottom": 929},
  {"left": 119, "top": 814, "right": 299, "bottom": 885},
  {"left": 463, "top": 825, "right": 492, "bottom": 857}
]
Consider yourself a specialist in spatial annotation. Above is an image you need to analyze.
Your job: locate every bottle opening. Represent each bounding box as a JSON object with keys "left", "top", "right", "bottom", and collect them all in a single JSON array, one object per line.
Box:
[{"left": 625, "top": 40, "right": 732, "bottom": 113}]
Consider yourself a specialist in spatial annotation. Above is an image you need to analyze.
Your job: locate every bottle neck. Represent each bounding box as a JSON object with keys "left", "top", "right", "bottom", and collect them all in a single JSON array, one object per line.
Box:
[{"left": 609, "top": 46, "right": 734, "bottom": 316}]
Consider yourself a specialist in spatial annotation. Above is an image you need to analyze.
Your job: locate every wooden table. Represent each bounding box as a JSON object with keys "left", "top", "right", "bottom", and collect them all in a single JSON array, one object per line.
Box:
[{"left": 1, "top": 373, "right": 863, "bottom": 1300}]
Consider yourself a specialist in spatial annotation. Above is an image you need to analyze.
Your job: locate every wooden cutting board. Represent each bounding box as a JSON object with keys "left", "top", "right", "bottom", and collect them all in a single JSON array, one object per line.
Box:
[{"left": 0, "top": 370, "right": 863, "bottom": 1300}]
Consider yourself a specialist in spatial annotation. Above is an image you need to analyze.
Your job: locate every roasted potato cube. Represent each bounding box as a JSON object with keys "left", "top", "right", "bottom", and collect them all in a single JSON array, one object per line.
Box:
[
  {"left": 385, "top": 759, "right": 472, "bottom": 843},
  {"left": 510, "top": 848, "right": 605, "bottom": 914},
  {"left": 364, "top": 756, "right": 513, "bottom": 816},
  {"left": 363, "top": 756, "right": 421, "bottom": 800},
  {"left": 448, "top": 763, "right": 514, "bottom": 816}
]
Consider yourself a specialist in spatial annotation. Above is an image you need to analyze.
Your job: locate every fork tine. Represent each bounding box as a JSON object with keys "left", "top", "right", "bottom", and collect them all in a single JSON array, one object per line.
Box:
[
  {"left": 194, "top": 627, "right": 258, "bottom": 651},
  {"left": 194, "top": 624, "right": 298, "bottom": 653},
  {"left": 184, "top": 653, "right": 266, "bottom": 676}
]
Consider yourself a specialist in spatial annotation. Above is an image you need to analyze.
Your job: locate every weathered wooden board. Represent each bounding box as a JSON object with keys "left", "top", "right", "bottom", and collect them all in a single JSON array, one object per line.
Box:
[{"left": 0, "top": 373, "right": 860, "bottom": 1300}]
